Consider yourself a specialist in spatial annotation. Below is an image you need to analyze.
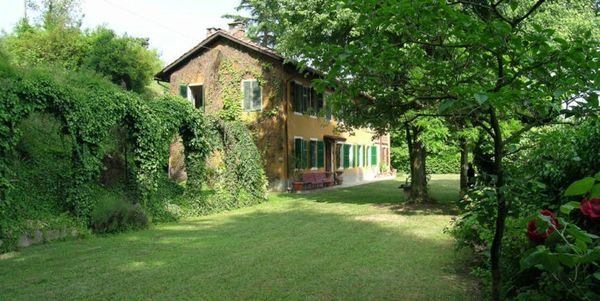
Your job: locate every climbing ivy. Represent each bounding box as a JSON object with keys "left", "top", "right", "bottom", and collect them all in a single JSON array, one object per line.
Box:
[{"left": 0, "top": 50, "right": 270, "bottom": 251}]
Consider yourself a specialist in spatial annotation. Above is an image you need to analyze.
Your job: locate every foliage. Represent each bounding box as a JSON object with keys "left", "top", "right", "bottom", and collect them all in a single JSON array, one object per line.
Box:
[
  {"left": 90, "top": 189, "right": 149, "bottom": 234},
  {"left": 223, "top": 0, "right": 279, "bottom": 47},
  {"left": 184, "top": 117, "right": 268, "bottom": 215},
  {"left": 2, "top": 3, "right": 161, "bottom": 93},
  {"left": 514, "top": 174, "right": 600, "bottom": 300},
  {"left": 0, "top": 55, "right": 265, "bottom": 251},
  {"left": 82, "top": 27, "right": 162, "bottom": 92}
]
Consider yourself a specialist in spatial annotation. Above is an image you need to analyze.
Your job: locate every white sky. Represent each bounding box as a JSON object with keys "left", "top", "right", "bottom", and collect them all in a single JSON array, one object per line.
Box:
[{"left": 0, "top": 0, "right": 244, "bottom": 64}]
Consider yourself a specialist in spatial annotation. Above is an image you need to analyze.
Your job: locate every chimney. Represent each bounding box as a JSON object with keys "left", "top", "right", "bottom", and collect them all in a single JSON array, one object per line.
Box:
[
  {"left": 206, "top": 27, "right": 220, "bottom": 37},
  {"left": 227, "top": 21, "right": 246, "bottom": 39}
]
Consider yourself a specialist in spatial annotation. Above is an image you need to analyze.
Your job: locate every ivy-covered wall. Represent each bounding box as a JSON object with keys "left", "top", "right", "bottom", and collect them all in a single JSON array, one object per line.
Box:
[
  {"left": 168, "top": 40, "right": 288, "bottom": 190},
  {"left": 0, "top": 53, "right": 268, "bottom": 252}
]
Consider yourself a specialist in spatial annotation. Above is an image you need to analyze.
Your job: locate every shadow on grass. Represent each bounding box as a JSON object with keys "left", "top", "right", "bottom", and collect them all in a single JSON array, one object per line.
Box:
[
  {"left": 279, "top": 176, "right": 461, "bottom": 216},
  {"left": 0, "top": 201, "right": 478, "bottom": 301}
]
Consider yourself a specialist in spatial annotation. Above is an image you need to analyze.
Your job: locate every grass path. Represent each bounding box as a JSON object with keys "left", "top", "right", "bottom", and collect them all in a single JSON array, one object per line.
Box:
[{"left": 0, "top": 175, "right": 478, "bottom": 300}]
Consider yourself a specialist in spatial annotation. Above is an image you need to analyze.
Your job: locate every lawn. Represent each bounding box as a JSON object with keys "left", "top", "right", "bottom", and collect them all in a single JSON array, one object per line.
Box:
[{"left": 0, "top": 174, "right": 478, "bottom": 300}]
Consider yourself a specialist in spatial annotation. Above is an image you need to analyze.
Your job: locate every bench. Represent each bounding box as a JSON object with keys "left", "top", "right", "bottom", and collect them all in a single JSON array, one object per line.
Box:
[{"left": 301, "top": 172, "right": 335, "bottom": 189}]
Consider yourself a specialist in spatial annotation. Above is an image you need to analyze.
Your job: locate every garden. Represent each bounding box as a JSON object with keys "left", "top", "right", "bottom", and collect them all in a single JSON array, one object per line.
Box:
[{"left": 1, "top": 1, "right": 600, "bottom": 300}]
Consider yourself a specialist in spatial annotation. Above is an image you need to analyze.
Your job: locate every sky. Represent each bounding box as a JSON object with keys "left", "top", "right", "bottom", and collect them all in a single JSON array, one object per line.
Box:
[{"left": 0, "top": 0, "right": 245, "bottom": 63}]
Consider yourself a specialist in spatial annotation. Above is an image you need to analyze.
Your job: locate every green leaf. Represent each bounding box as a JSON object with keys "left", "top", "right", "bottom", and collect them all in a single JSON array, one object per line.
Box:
[
  {"left": 564, "top": 177, "right": 595, "bottom": 196},
  {"left": 438, "top": 99, "right": 455, "bottom": 113},
  {"left": 595, "top": 171, "right": 600, "bottom": 181},
  {"left": 579, "top": 247, "right": 600, "bottom": 264},
  {"left": 474, "top": 93, "right": 488, "bottom": 105},
  {"left": 510, "top": 1, "right": 518, "bottom": 11},
  {"left": 520, "top": 246, "right": 560, "bottom": 273},
  {"left": 556, "top": 253, "right": 577, "bottom": 268},
  {"left": 591, "top": 184, "right": 600, "bottom": 199},
  {"left": 560, "top": 201, "right": 581, "bottom": 215},
  {"left": 594, "top": 272, "right": 600, "bottom": 281}
]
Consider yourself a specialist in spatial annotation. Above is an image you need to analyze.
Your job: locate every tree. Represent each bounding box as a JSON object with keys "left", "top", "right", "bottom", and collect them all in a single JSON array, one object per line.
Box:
[
  {"left": 83, "top": 27, "right": 161, "bottom": 92},
  {"left": 2, "top": 2, "right": 161, "bottom": 94},
  {"left": 27, "top": 0, "right": 84, "bottom": 29},
  {"left": 234, "top": 1, "right": 599, "bottom": 299},
  {"left": 223, "top": 0, "right": 280, "bottom": 47}
]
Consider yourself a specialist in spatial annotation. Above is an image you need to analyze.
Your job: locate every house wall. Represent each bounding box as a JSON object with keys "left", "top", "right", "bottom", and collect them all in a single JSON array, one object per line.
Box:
[
  {"left": 167, "top": 40, "right": 289, "bottom": 191},
  {"left": 285, "top": 79, "right": 389, "bottom": 187},
  {"left": 166, "top": 38, "right": 391, "bottom": 191}
]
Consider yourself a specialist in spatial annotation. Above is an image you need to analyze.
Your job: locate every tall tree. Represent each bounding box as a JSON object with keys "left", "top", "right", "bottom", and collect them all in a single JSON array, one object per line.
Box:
[
  {"left": 236, "top": 1, "right": 600, "bottom": 299},
  {"left": 223, "top": 0, "right": 280, "bottom": 47}
]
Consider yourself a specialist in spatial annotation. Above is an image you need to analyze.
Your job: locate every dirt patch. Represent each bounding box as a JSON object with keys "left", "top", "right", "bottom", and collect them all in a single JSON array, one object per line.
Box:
[{"left": 354, "top": 214, "right": 406, "bottom": 224}]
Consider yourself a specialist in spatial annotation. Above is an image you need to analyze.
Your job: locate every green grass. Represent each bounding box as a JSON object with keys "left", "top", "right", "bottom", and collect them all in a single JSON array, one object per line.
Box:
[{"left": 0, "top": 174, "right": 478, "bottom": 300}]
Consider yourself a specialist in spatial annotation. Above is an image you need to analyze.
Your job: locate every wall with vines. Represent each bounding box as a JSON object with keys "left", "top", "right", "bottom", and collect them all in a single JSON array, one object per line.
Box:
[
  {"left": 169, "top": 40, "right": 288, "bottom": 189},
  {"left": 0, "top": 52, "right": 266, "bottom": 251}
]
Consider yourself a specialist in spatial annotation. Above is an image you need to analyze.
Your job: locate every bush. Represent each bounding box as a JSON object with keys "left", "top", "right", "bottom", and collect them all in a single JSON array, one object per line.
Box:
[{"left": 91, "top": 196, "right": 148, "bottom": 234}]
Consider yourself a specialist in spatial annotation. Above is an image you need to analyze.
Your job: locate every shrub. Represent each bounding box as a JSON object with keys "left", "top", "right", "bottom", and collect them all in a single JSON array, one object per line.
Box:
[{"left": 91, "top": 197, "right": 148, "bottom": 234}]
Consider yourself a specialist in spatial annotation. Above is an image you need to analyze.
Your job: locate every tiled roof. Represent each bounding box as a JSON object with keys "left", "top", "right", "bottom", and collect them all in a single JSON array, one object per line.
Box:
[{"left": 154, "top": 29, "right": 321, "bottom": 81}]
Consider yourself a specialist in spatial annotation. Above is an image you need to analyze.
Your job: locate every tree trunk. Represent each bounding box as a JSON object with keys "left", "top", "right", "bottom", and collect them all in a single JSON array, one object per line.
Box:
[
  {"left": 409, "top": 126, "right": 428, "bottom": 203},
  {"left": 459, "top": 137, "right": 469, "bottom": 199},
  {"left": 489, "top": 108, "right": 506, "bottom": 301}
]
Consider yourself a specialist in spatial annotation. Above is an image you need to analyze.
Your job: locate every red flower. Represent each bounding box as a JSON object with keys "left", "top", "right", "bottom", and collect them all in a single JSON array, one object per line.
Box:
[
  {"left": 580, "top": 198, "right": 600, "bottom": 221},
  {"left": 527, "top": 209, "right": 559, "bottom": 244}
]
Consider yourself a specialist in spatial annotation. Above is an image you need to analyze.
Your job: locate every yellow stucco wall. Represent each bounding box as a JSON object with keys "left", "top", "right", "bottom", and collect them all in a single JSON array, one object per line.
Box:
[{"left": 165, "top": 37, "right": 390, "bottom": 190}]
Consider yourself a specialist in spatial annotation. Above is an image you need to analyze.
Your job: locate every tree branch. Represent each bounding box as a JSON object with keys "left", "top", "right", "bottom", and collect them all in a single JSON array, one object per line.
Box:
[{"left": 512, "top": 0, "right": 546, "bottom": 27}]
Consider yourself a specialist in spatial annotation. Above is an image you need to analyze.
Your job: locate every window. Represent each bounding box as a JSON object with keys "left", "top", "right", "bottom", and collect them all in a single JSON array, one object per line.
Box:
[
  {"left": 371, "top": 145, "right": 378, "bottom": 166},
  {"left": 317, "top": 141, "right": 324, "bottom": 168},
  {"left": 343, "top": 144, "right": 351, "bottom": 168},
  {"left": 336, "top": 143, "right": 342, "bottom": 169},
  {"left": 179, "top": 84, "right": 204, "bottom": 110},
  {"left": 294, "top": 137, "right": 308, "bottom": 169},
  {"left": 303, "top": 86, "right": 311, "bottom": 114},
  {"left": 366, "top": 146, "right": 371, "bottom": 166},
  {"left": 291, "top": 82, "right": 325, "bottom": 116},
  {"left": 293, "top": 82, "right": 304, "bottom": 113},
  {"left": 315, "top": 92, "right": 324, "bottom": 115},
  {"left": 358, "top": 145, "right": 363, "bottom": 167},
  {"left": 310, "top": 139, "right": 318, "bottom": 169},
  {"left": 242, "top": 80, "right": 261, "bottom": 112}
]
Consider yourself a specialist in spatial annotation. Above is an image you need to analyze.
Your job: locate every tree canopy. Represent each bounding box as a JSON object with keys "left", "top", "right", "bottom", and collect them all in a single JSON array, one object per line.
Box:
[
  {"left": 231, "top": 1, "right": 600, "bottom": 299},
  {"left": 1, "top": 0, "right": 162, "bottom": 93}
]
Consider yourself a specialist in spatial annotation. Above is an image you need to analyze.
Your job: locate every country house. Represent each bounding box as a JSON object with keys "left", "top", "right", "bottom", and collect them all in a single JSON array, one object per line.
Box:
[{"left": 155, "top": 22, "right": 391, "bottom": 191}]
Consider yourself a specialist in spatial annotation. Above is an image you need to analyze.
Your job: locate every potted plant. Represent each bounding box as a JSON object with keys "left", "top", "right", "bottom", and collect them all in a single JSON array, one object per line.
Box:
[
  {"left": 292, "top": 169, "right": 304, "bottom": 192},
  {"left": 334, "top": 170, "right": 344, "bottom": 185}
]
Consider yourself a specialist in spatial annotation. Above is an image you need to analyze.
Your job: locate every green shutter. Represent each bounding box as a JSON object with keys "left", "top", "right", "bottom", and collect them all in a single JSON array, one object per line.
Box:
[
  {"left": 303, "top": 87, "right": 310, "bottom": 113},
  {"left": 371, "top": 145, "right": 377, "bottom": 166},
  {"left": 343, "top": 144, "right": 351, "bottom": 168},
  {"left": 294, "top": 83, "right": 303, "bottom": 113},
  {"left": 294, "top": 139, "right": 302, "bottom": 169},
  {"left": 317, "top": 141, "right": 324, "bottom": 168},
  {"left": 179, "top": 84, "right": 188, "bottom": 98},
  {"left": 252, "top": 80, "right": 261, "bottom": 111},
  {"left": 302, "top": 140, "right": 308, "bottom": 169},
  {"left": 353, "top": 145, "right": 358, "bottom": 167},
  {"left": 336, "top": 144, "right": 342, "bottom": 169},
  {"left": 243, "top": 81, "right": 252, "bottom": 112}
]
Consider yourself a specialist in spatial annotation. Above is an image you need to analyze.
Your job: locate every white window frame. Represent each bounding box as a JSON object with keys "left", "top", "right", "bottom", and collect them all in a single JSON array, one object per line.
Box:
[
  {"left": 292, "top": 80, "right": 304, "bottom": 115},
  {"left": 348, "top": 143, "right": 354, "bottom": 168},
  {"left": 358, "top": 145, "right": 363, "bottom": 167},
  {"left": 293, "top": 136, "right": 304, "bottom": 171},
  {"left": 241, "top": 79, "right": 262, "bottom": 112},
  {"left": 187, "top": 83, "right": 204, "bottom": 109}
]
